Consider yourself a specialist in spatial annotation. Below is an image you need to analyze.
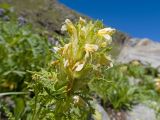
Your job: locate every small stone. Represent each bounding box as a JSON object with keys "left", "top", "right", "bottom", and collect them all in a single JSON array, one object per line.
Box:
[
  {"left": 48, "top": 37, "right": 59, "bottom": 45},
  {"left": 0, "top": 8, "right": 5, "bottom": 17},
  {"left": 3, "top": 16, "right": 10, "bottom": 21},
  {"left": 18, "top": 16, "right": 27, "bottom": 26}
]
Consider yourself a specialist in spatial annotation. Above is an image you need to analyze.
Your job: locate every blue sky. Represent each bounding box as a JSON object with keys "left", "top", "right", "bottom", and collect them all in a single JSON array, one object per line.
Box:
[{"left": 59, "top": 0, "right": 160, "bottom": 42}]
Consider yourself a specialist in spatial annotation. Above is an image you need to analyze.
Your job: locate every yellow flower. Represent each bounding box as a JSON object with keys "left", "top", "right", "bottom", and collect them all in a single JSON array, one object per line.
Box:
[
  {"left": 105, "top": 55, "right": 112, "bottom": 61},
  {"left": 62, "top": 43, "right": 71, "bottom": 55},
  {"left": 72, "top": 61, "right": 85, "bottom": 72},
  {"left": 79, "top": 17, "right": 86, "bottom": 25},
  {"left": 81, "top": 26, "right": 87, "bottom": 33},
  {"left": 98, "top": 27, "right": 115, "bottom": 35},
  {"left": 103, "top": 34, "right": 112, "bottom": 42},
  {"left": 98, "top": 28, "right": 115, "bottom": 43},
  {"left": 64, "top": 19, "right": 76, "bottom": 35},
  {"left": 75, "top": 64, "right": 84, "bottom": 71},
  {"left": 84, "top": 44, "right": 99, "bottom": 53},
  {"left": 63, "top": 59, "right": 69, "bottom": 68},
  {"left": 65, "top": 19, "right": 72, "bottom": 25}
]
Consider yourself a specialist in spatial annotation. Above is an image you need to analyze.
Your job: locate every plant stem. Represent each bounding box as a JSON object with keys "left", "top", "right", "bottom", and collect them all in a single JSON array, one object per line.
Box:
[{"left": 0, "top": 92, "right": 28, "bottom": 97}]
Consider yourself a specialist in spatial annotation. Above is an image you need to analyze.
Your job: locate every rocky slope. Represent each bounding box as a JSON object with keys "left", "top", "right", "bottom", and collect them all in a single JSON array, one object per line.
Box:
[{"left": 0, "top": 0, "right": 87, "bottom": 33}]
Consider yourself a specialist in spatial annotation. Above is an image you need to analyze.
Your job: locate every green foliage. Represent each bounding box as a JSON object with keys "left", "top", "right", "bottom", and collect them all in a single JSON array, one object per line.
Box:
[
  {"left": 27, "top": 69, "right": 93, "bottom": 120},
  {"left": 89, "top": 62, "right": 159, "bottom": 111},
  {"left": 0, "top": 20, "right": 52, "bottom": 92},
  {"left": 14, "top": 97, "right": 25, "bottom": 120},
  {"left": 89, "top": 64, "right": 137, "bottom": 110},
  {"left": 2, "top": 105, "right": 15, "bottom": 120}
]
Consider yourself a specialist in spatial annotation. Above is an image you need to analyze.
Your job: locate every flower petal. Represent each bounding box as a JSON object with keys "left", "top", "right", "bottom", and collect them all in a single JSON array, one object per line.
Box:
[
  {"left": 85, "top": 44, "right": 99, "bottom": 52},
  {"left": 75, "top": 63, "right": 84, "bottom": 71},
  {"left": 61, "top": 24, "right": 67, "bottom": 31},
  {"left": 98, "top": 27, "right": 115, "bottom": 35},
  {"left": 64, "top": 59, "right": 69, "bottom": 67},
  {"left": 79, "top": 17, "right": 86, "bottom": 24},
  {"left": 53, "top": 47, "right": 60, "bottom": 53}
]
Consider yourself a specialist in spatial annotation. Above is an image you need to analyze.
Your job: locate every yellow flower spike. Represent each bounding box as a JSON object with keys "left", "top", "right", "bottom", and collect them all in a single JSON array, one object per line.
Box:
[
  {"left": 57, "top": 19, "right": 115, "bottom": 84},
  {"left": 84, "top": 44, "right": 99, "bottom": 53}
]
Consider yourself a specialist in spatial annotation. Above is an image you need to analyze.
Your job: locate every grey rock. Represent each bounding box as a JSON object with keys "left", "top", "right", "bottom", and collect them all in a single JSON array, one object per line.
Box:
[
  {"left": 117, "top": 39, "right": 160, "bottom": 68},
  {"left": 48, "top": 37, "right": 59, "bottom": 46},
  {"left": 0, "top": 0, "right": 88, "bottom": 33},
  {"left": 94, "top": 104, "right": 110, "bottom": 120},
  {"left": 18, "top": 16, "right": 27, "bottom": 26},
  {"left": 126, "top": 104, "right": 156, "bottom": 120}
]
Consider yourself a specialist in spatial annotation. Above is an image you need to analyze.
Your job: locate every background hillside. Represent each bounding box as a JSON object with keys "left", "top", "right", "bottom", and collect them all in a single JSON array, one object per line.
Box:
[{"left": 0, "top": 0, "right": 159, "bottom": 69}]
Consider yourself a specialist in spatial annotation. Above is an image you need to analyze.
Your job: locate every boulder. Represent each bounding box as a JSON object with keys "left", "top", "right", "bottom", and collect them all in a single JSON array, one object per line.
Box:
[
  {"left": 126, "top": 104, "right": 156, "bottom": 120},
  {"left": 117, "top": 39, "right": 160, "bottom": 68}
]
